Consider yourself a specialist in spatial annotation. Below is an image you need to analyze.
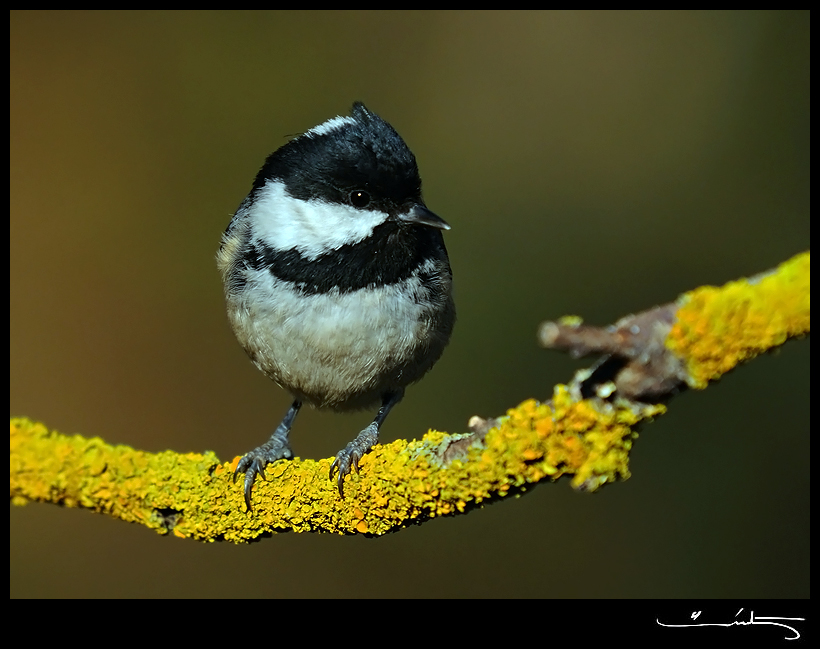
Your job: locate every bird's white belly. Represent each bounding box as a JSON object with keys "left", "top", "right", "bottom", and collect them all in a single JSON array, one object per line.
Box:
[{"left": 226, "top": 274, "right": 442, "bottom": 409}]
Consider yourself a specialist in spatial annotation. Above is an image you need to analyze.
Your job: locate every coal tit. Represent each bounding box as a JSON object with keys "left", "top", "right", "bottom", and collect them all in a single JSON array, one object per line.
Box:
[{"left": 217, "top": 103, "right": 455, "bottom": 508}]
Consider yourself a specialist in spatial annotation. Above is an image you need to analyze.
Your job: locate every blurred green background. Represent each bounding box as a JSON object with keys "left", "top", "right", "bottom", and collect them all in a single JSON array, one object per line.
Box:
[{"left": 11, "top": 10, "right": 808, "bottom": 598}]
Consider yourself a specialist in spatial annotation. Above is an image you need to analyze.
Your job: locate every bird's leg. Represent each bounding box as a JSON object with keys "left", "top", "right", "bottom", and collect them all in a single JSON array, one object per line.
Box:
[
  {"left": 329, "top": 389, "right": 404, "bottom": 497},
  {"left": 234, "top": 399, "right": 302, "bottom": 510}
]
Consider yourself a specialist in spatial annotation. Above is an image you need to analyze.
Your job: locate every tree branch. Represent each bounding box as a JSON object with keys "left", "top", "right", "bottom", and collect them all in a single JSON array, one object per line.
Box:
[{"left": 10, "top": 251, "right": 809, "bottom": 542}]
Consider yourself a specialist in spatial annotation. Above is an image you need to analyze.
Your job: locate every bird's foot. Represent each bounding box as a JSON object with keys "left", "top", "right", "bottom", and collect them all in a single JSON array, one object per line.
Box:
[
  {"left": 329, "top": 422, "right": 379, "bottom": 497},
  {"left": 234, "top": 429, "right": 292, "bottom": 511}
]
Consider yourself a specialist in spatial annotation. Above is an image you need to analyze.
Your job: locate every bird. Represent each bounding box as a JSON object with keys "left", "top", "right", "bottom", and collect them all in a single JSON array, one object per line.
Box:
[{"left": 216, "top": 102, "right": 455, "bottom": 509}]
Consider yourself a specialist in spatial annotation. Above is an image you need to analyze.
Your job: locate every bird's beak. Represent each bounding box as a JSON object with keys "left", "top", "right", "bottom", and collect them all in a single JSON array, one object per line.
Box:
[{"left": 398, "top": 204, "right": 451, "bottom": 230}]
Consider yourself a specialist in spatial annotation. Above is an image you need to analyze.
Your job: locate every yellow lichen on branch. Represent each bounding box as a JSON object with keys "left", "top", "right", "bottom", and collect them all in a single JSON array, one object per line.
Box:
[
  {"left": 667, "top": 251, "right": 810, "bottom": 388},
  {"left": 10, "top": 252, "right": 809, "bottom": 542},
  {"left": 10, "top": 389, "right": 663, "bottom": 541}
]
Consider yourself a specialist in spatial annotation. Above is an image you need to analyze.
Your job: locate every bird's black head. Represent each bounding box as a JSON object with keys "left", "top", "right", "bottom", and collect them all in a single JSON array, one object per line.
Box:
[{"left": 253, "top": 102, "right": 424, "bottom": 219}]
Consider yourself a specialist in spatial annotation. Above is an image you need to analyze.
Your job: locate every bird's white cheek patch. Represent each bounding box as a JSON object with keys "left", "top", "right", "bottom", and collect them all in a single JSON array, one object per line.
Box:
[{"left": 249, "top": 180, "right": 387, "bottom": 260}]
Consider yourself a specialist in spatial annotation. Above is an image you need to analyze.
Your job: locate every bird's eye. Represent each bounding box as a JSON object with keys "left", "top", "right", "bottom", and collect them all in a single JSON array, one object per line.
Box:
[{"left": 349, "top": 190, "right": 371, "bottom": 208}]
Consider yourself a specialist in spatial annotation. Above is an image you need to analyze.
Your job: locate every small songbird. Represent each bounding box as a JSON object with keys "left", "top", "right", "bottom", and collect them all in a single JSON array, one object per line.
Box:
[{"left": 217, "top": 102, "right": 455, "bottom": 508}]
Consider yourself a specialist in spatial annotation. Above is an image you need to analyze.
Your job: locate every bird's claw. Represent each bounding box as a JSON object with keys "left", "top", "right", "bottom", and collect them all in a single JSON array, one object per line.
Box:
[
  {"left": 234, "top": 440, "right": 292, "bottom": 511},
  {"left": 329, "top": 449, "right": 361, "bottom": 497},
  {"left": 329, "top": 423, "right": 378, "bottom": 497}
]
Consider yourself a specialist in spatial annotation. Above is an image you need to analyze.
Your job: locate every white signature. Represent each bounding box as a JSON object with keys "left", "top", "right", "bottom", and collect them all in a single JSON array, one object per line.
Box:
[{"left": 657, "top": 609, "right": 804, "bottom": 641}]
